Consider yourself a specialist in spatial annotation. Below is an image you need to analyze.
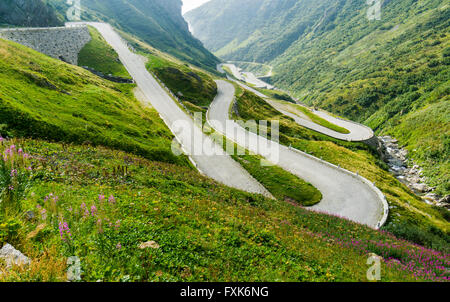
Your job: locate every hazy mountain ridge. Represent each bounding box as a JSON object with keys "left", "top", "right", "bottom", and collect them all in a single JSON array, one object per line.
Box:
[{"left": 0, "top": 0, "right": 63, "bottom": 27}]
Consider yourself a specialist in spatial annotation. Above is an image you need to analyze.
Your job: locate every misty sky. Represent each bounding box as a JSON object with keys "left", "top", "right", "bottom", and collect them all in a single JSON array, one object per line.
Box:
[{"left": 182, "top": 0, "right": 211, "bottom": 14}]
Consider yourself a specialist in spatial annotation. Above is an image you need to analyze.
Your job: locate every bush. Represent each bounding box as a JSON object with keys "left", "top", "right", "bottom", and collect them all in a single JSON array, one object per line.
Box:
[
  {"left": 0, "top": 139, "right": 33, "bottom": 215},
  {"left": 0, "top": 218, "right": 22, "bottom": 246},
  {"left": 384, "top": 222, "right": 450, "bottom": 253}
]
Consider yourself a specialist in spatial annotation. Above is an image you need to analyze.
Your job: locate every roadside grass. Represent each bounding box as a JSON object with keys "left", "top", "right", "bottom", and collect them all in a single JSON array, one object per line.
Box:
[
  {"left": 78, "top": 26, "right": 131, "bottom": 79},
  {"left": 1, "top": 138, "right": 445, "bottom": 282},
  {"left": 145, "top": 54, "right": 217, "bottom": 108},
  {"left": 0, "top": 38, "right": 186, "bottom": 166},
  {"left": 255, "top": 88, "right": 296, "bottom": 103},
  {"left": 232, "top": 86, "right": 450, "bottom": 252},
  {"left": 230, "top": 148, "right": 322, "bottom": 207},
  {"left": 287, "top": 102, "right": 351, "bottom": 134}
]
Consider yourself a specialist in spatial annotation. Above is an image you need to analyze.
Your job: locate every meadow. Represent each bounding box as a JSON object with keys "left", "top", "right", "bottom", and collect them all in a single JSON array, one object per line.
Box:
[{"left": 0, "top": 138, "right": 447, "bottom": 282}]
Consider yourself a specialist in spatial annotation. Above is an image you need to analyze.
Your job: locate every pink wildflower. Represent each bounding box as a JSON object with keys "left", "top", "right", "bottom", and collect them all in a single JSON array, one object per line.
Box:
[{"left": 91, "top": 205, "right": 97, "bottom": 216}]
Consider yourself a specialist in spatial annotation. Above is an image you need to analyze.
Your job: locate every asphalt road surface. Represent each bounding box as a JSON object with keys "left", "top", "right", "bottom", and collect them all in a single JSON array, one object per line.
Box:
[{"left": 208, "top": 80, "right": 384, "bottom": 228}]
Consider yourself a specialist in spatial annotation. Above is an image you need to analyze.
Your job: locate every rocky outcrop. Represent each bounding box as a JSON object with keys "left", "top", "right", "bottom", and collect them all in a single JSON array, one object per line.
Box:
[
  {"left": 363, "top": 136, "right": 384, "bottom": 156},
  {"left": 0, "top": 243, "right": 30, "bottom": 269},
  {"left": 380, "top": 136, "right": 449, "bottom": 208},
  {"left": 0, "top": 26, "right": 91, "bottom": 65}
]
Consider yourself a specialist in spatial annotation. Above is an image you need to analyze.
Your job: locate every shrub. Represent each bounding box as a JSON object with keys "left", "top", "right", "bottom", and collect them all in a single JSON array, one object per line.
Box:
[
  {"left": 0, "top": 218, "right": 22, "bottom": 245},
  {"left": 0, "top": 138, "right": 33, "bottom": 216}
]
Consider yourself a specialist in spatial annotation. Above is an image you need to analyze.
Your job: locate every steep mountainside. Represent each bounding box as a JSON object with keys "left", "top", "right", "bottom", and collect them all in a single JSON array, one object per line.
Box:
[
  {"left": 185, "top": 0, "right": 450, "bottom": 194},
  {"left": 0, "top": 0, "right": 62, "bottom": 27},
  {"left": 48, "top": 0, "right": 219, "bottom": 71}
]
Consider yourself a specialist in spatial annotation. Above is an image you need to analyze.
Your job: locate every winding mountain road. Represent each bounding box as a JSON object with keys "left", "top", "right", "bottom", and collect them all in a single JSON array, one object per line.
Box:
[
  {"left": 269, "top": 101, "right": 375, "bottom": 141},
  {"left": 219, "top": 64, "right": 374, "bottom": 142},
  {"left": 68, "top": 23, "right": 386, "bottom": 228},
  {"left": 208, "top": 80, "right": 385, "bottom": 228},
  {"left": 68, "top": 22, "right": 271, "bottom": 198},
  {"left": 222, "top": 63, "right": 274, "bottom": 89}
]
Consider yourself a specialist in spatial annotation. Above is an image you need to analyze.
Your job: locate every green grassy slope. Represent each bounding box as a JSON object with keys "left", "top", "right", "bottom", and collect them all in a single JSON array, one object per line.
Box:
[
  {"left": 0, "top": 28, "right": 448, "bottom": 282},
  {"left": 186, "top": 0, "right": 450, "bottom": 195},
  {"left": 0, "top": 38, "right": 186, "bottom": 166},
  {"left": 145, "top": 54, "right": 217, "bottom": 108},
  {"left": 1, "top": 138, "right": 447, "bottom": 282},
  {"left": 48, "top": 0, "right": 219, "bottom": 71},
  {"left": 78, "top": 26, "right": 131, "bottom": 79},
  {"left": 232, "top": 87, "right": 450, "bottom": 252}
]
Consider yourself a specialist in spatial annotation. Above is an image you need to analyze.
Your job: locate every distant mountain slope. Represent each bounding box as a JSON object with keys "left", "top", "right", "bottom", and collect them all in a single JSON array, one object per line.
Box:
[
  {"left": 186, "top": 0, "right": 450, "bottom": 194},
  {"left": 48, "top": 0, "right": 219, "bottom": 71},
  {"left": 0, "top": 0, "right": 63, "bottom": 27}
]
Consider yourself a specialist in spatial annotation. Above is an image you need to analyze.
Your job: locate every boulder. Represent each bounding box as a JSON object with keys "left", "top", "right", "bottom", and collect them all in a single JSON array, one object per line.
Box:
[
  {"left": 439, "top": 195, "right": 450, "bottom": 204},
  {"left": 422, "top": 193, "right": 440, "bottom": 203},
  {"left": 411, "top": 183, "right": 430, "bottom": 193},
  {"left": 0, "top": 244, "right": 30, "bottom": 269},
  {"left": 139, "top": 241, "right": 160, "bottom": 249},
  {"left": 406, "top": 176, "right": 421, "bottom": 184}
]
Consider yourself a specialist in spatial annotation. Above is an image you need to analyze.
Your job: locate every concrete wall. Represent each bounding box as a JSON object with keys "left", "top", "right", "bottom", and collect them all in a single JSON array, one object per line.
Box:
[{"left": 0, "top": 25, "right": 91, "bottom": 65}]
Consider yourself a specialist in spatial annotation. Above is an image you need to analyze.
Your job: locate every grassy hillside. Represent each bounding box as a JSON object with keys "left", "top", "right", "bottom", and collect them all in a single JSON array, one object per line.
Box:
[
  {"left": 145, "top": 54, "right": 217, "bottom": 108},
  {"left": 0, "top": 0, "right": 62, "bottom": 27},
  {"left": 232, "top": 86, "right": 450, "bottom": 252},
  {"left": 0, "top": 138, "right": 448, "bottom": 281},
  {"left": 0, "top": 22, "right": 448, "bottom": 283},
  {"left": 78, "top": 26, "right": 131, "bottom": 79},
  {"left": 186, "top": 0, "right": 450, "bottom": 195},
  {"left": 48, "top": 0, "right": 219, "bottom": 71},
  {"left": 0, "top": 38, "right": 186, "bottom": 166}
]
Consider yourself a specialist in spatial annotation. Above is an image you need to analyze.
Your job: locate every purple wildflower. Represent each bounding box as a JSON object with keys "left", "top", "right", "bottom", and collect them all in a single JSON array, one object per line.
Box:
[{"left": 91, "top": 205, "right": 97, "bottom": 216}]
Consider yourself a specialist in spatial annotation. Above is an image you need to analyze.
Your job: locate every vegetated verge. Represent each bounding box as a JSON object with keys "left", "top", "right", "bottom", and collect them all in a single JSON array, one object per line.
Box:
[
  {"left": 78, "top": 25, "right": 131, "bottom": 79},
  {"left": 0, "top": 138, "right": 446, "bottom": 282}
]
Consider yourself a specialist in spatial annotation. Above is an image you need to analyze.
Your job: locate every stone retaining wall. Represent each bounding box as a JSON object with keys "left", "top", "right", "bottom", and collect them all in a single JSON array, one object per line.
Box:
[{"left": 0, "top": 25, "right": 91, "bottom": 65}]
